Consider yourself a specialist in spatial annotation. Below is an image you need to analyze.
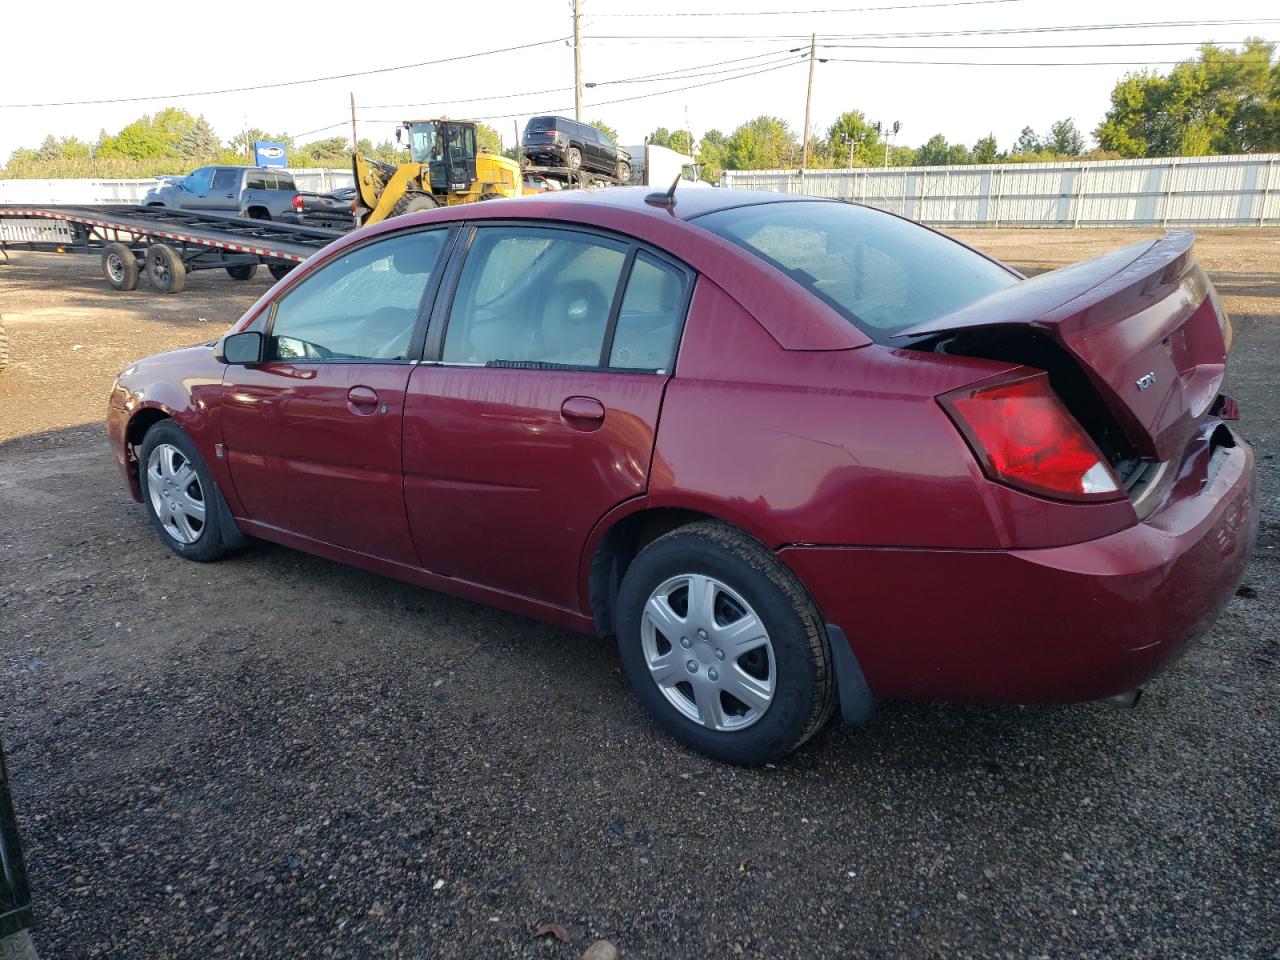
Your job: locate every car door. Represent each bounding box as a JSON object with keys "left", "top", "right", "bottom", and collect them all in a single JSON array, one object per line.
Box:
[
  {"left": 220, "top": 227, "right": 454, "bottom": 564},
  {"left": 402, "top": 224, "right": 692, "bottom": 610},
  {"left": 206, "top": 168, "right": 242, "bottom": 212}
]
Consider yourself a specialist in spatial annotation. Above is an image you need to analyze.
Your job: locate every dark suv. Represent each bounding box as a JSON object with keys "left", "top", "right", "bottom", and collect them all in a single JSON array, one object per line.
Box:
[{"left": 521, "top": 117, "right": 630, "bottom": 181}]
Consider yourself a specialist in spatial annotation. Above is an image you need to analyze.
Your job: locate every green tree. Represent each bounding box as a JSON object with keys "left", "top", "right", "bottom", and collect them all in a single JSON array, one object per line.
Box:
[
  {"left": 824, "top": 110, "right": 883, "bottom": 167},
  {"left": 98, "top": 108, "right": 200, "bottom": 160},
  {"left": 1013, "top": 126, "right": 1042, "bottom": 155},
  {"left": 724, "top": 116, "right": 797, "bottom": 169},
  {"left": 1096, "top": 40, "right": 1279, "bottom": 156},
  {"left": 588, "top": 119, "right": 619, "bottom": 143},
  {"left": 1048, "top": 118, "right": 1085, "bottom": 156},
  {"left": 177, "top": 115, "right": 220, "bottom": 161},
  {"left": 971, "top": 133, "right": 1000, "bottom": 164},
  {"left": 648, "top": 126, "right": 694, "bottom": 155},
  {"left": 476, "top": 122, "right": 503, "bottom": 155},
  {"left": 695, "top": 128, "right": 726, "bottom": 182}
]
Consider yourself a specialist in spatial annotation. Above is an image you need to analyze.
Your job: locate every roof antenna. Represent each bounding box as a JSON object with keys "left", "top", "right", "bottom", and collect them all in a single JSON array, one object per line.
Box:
[{"left": 645, "top": 174, "right": 680, "bottom": 208}]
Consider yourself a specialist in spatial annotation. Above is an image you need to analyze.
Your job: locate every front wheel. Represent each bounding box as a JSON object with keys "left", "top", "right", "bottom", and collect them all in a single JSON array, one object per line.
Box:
[
  {"left": 389, "top": 193, "right": 439, "bottom": 218},
  {"left": 615, "top": 160, "right": 631, "bottom": 182},
  {"left": 138, "top": 421, "right": 241, "bottom": 562},
  {"left": 102, "top": 242, "right": 139, "bottom": 291},
  {"left": 615, "top": 521, "right": 836, "bottom": 765}
]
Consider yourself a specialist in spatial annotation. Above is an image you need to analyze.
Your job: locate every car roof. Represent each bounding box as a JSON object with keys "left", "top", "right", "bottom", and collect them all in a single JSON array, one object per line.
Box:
[{"left": 342, "top": 188, "right": 869, "bottom": 351}]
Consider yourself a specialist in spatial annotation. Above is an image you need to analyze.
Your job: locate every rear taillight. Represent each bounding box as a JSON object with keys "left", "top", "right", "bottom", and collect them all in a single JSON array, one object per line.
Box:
[
  {"left": 291, "top": 195, "right": 304, "bottom": 211},
  {"left": 941, "top": 372, "right": 1122, "bottom": 502}
]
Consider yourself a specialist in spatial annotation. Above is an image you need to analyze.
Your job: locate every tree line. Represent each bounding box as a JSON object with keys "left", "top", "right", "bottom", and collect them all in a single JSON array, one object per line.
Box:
[{"left": 3, "top": 41, "right": 1275, "bottom": 180}]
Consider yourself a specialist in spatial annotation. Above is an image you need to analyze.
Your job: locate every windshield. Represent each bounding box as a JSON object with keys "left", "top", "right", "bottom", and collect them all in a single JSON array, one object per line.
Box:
[
  {"left": 407, "top": 122, "right": 440, "bottom": 164},
  {"left": 693, "top": 200, "right": 1018, "bottom": 342}
]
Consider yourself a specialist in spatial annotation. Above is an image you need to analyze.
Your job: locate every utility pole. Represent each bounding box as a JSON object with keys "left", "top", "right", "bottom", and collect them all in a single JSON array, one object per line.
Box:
[
  {"left": 350, "top": 93, "right": 358, "bottom": 152},
  {"left": 513, "top": 119, "right": 520, "bottom": 156},
  {"left": 573, "top": 0, "right": 583, "bottom": 122},
  {"left": 800, "top": 33, "right": 817, "bottom": 170}
]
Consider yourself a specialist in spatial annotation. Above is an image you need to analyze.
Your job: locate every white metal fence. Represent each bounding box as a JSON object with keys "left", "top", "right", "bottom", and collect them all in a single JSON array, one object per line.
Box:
[
  {"left": 0, "top": 168, "right": 354, "bottom": 205},
  {"left": 721, "top": 154, "right": 1280, "bottom": 227}
]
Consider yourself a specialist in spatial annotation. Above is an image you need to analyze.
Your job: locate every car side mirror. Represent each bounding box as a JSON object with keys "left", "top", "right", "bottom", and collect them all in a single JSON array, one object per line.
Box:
[{"left": 217, "top": 331, "right": 265, "bottom": 365}]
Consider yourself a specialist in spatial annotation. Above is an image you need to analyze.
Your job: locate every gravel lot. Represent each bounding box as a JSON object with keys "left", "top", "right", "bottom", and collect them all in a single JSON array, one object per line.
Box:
[{"left": 1, "top": 230, "right": 1277, "bottom": 959}]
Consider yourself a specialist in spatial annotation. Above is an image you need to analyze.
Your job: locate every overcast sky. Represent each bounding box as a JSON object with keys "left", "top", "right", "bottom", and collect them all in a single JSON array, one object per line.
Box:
[{"left": 0, "top": 0, "right": 1273, "bottom": 162}]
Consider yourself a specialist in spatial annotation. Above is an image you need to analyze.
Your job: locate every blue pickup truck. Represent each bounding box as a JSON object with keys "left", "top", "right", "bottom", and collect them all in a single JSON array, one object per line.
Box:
[{"left": 140, "top": 165, "right": 300, "bottom": 221}]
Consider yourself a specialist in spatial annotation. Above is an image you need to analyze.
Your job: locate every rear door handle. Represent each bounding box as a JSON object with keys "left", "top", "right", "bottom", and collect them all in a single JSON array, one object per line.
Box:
[
  {"left": 561, "top": 396, "right": 605, "bottom": 429},
  {"left": 347, "top": 385, "right": 380, "bottom": 416}
]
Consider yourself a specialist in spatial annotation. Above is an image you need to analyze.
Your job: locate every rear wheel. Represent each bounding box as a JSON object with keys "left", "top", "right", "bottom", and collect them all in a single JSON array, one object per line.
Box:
[
  {"left": 565, "top": 146, "right": 582, "bottom": 170},
  {"left": 225, "top": 263, "right": 258, "bottom": 281},
  {"left": 615, "top": 521, "right": 836, "bottom": 765},
  {"left": 268, "top": 263, "right": 294, "bottom": 281},
  {"left": 102, "top": 242, "right": 139, "bottom": 291},
  {"left": 616, "top": 160, "right": 631, "bottom": 182},
  {"left": 389, "top": 193, "right": 439, "bottom": 218},
  {"left": 138, "top": 421, "right": 240, "bottom": 562},
  {"left": 145, "top": 244, "right": 186, "bottom": 294}
]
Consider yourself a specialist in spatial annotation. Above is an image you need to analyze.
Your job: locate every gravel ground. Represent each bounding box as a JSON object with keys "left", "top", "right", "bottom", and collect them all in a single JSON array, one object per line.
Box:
[{"left": 0, "top": 231, "right": 1277, "bottom": 959}]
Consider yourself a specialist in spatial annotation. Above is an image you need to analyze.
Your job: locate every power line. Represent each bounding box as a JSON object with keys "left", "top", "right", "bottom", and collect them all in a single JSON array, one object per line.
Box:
[
  {"left": 590, "top": 18, "right": 1280, "bottom": 42},
  {"left": 822, "top": 39, "right": 1275, "bottom": 49},
  {"left": 592, "top": 0, "right": 1025, "bottom": 16},
  {"left": 826, "top": 56, "right": 1222, "bottom": 65},
  {"left": 362, "top": 48, "right": 796, "bottom": 110},
  {"left": 0, "top": 36, "right": 571, "bottom": 109}
]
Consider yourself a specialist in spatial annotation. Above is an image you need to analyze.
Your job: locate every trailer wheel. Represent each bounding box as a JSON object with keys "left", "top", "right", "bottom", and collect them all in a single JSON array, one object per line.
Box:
[
  {"left": 268, "top": 263, "right": 294, "bottom": 281},
  {"left": 146, "top": 244, "right": 186, "bottom": 294},
  {"left": 225, "top": 264, "right": 258, "bottom": 281},
  {"left": 389, "top": 193, "right": 439, "bottom": 218},
  {"left": 0, "top": 318, "right": 8, "bottom": 374},
  {"left": 102, "top": 242, "right": 139, "bottom": 291}
]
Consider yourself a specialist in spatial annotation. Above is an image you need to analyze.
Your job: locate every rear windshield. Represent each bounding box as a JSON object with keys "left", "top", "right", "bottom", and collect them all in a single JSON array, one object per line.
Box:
[
  {"left": 524, "top": 118, "right": 559, "bottom": 134},
  {"left": 693, "top": 200, "right": 1018, "bottom": 342}
]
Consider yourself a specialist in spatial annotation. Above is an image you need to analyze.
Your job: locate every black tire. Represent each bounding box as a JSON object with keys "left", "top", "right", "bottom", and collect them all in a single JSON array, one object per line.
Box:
[
  {"left": 145, "top": 244, "right": 186, "bottom": 294},
  {"left": 0, "top": 319, "right": 8, "bottom": 374},
  {"left": 102, "top": 242, "right": 139, "bottom": 291},
  {"left": 225, "top": 263, "right": 258, "bottom": 281},
  {"left": 389, "top": 192, "right": 440, "bottom": 218},
  {"left": 565, "top": 146, "right": 583, "bottom": 170},
  {"left": 615, "top": 521, "right": 836, "bottom": 765},
  {"left": 268, "top": 263, "right": 294, "bottom": 281},
  {"left": 137, "top": 420, "right": 244, "bottom": 562},
  {"left": 616, "top": 160, "right": 631, "bottom": 183}
]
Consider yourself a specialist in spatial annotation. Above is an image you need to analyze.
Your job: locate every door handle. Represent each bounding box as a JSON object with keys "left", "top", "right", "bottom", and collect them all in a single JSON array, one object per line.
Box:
[
  {"left": 347, "top": 385, "right": 380, "bottom": 416},
  {"left": 561, "top": 396, "right": 605, "bottom": 429}
]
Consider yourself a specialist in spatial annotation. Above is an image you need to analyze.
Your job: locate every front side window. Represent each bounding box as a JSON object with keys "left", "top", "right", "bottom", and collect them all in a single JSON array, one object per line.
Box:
[
  {"left": 442, "top": 227, "right": 627, "bottom": 366},
  {"left": 694, "top": 200, "right": 1018, "bottom": 342},
  {"left": 268, "top": 230, "right": 446, "bottom": 362},
  {"left": 211, "top": 169, "right": 239, "bottom": 192},
  {"left": 183, "top": 167, "right": 213, "bottom": 196}
]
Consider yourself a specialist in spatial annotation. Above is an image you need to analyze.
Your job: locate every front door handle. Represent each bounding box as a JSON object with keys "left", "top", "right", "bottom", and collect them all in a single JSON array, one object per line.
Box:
[
  {"left": 347, "top": 385, "right": 380, "bottom": 416},
  {"left": 561, "top": 396, "right": 605, "bottom": 429}
]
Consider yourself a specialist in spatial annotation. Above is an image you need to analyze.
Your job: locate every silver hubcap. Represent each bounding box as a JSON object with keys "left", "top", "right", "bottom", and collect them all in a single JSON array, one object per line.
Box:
[
  {"left": 641, "top": 574, "right": 775, "bottom": 732},
  {"left": 106, "top": 253, "right": 125, "bottom": 283},
  {"left": 145, "top": 444, "right": 206, "bottom": 544}
]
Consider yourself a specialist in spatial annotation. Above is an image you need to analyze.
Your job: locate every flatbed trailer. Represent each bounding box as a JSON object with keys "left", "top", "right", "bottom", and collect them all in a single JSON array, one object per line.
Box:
[
  {"left": 0, "top": 204, "right": 345, "bottom": 295},
  {"left": 520, "top": 165, "right": 628, "bottom": 189}
]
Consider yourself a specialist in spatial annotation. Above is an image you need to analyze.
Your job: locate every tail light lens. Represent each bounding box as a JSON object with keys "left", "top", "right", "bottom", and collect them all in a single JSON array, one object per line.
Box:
[
  {"left": 291, "top": 194, "right": 304, "bottom": 211},
  {"left": 941, "top": 372, "right": 1122, "bottom": 502}
]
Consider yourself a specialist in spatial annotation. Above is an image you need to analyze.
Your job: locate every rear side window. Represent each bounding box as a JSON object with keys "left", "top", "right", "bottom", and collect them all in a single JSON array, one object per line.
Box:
[
  {"left": 246, "top": 174, "right": 268, "bottom": 190},
  {"left": 609, "top": 254, "right": 685, "bottom": 372},
  {"left": 443, "top": 227, "right": 627, "bottom": 366},
  {"left": 694, "top": 201, "right": 1017, "bottom": 342},
  {"left": 273, "top": 174, "right": 295, "bottom": 191},
  {"left": 268, "top": 230, "right": 446, "bottom": 361}
]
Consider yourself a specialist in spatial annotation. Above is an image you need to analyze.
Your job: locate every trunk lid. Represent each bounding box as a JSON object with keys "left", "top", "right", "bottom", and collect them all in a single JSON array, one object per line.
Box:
[{"left": 898, "top": 232, "right": 1228, "bottom": 463}]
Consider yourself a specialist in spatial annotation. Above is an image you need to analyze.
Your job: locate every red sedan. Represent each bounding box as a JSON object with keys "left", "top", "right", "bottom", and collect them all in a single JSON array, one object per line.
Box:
[{"left": 107, "top": 188, "right": 1257, "bottom": 764}]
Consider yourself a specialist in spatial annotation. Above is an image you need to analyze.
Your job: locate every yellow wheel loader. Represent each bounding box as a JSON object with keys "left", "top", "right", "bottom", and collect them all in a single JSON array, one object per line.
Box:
[{"left": 352, "top": 119, "right": 523, "bottom": 226}]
